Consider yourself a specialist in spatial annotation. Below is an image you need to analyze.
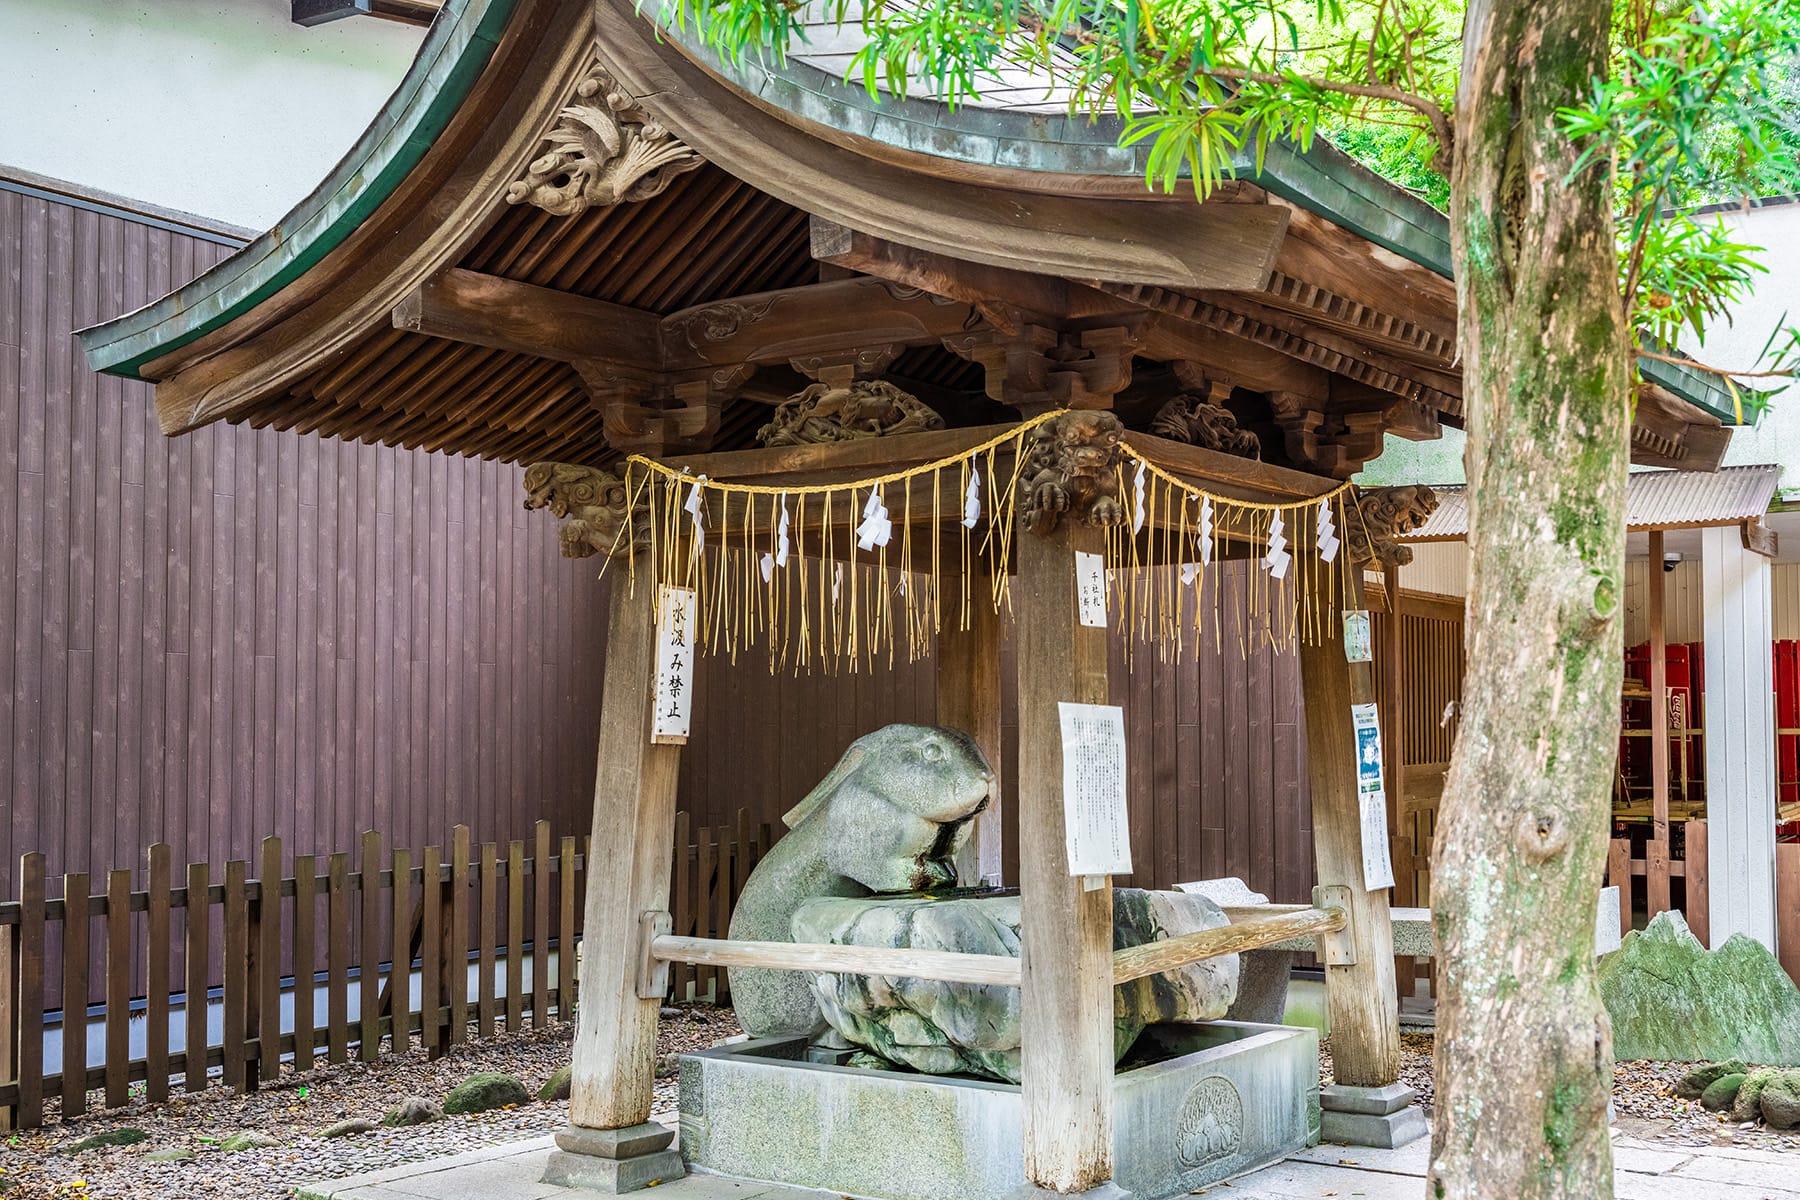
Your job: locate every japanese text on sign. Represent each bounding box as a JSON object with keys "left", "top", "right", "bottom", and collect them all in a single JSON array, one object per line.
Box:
[
  {"left": 1343, "top": 611, "right": 1373, "bottom": 664},
  {"left": 1058, "top": 702, "right": 1132, "bottom": 877},
  {"left": 1075, "top": 551, "right": 1108, "bottom": 628},
  {"left": 1350, "top": 702, "right": 1395, "bottom": 890},
  {"left": 652, "top": 585, "right": 697, "bottom": 745}
]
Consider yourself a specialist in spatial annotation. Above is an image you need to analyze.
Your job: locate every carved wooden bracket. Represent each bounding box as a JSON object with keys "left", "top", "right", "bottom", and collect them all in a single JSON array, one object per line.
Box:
[
  {"left": 788, "top": 345, "right": 902, "bottom": 391},
  {"left": 945, "top": 323, "right": 1140, "bottom": 416},
  {"left": 505, "top": 63, "right": 702, "bottom": 216},
  {"left": 1148, "top": 393, "right": 1259, "bottom": 459},
  {"left": 1017, "top": 410, "right": 1128, "bottom": 535},
  {"left": 521, "top": 461, "right": 648, "bottom": 560},
  {"left": 574, "top": 360, "right": 742, "bottom": 456},
  {"left": 1267, "top": 391, "right": 1389, "bottom": 480},
  {"left": 757, "top": 379, "right": 944, "bottom": 448},
  {"left": 1345, "top": 485, "right": 1439, "bottom": 569}
]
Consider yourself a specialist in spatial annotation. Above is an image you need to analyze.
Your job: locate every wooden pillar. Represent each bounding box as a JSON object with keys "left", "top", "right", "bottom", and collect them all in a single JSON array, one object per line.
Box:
[
  {"left": 938, "top": 595, "right": 1004, "bottom": 885},
  {"left": 1647, "top": 530, "right": 1672, "bottom": 919},
  {"left": 1298, "top": 573, "right": 1402, "bottom": 1087},
  {"left": 1014, "top": 522, "right": 1118, "bottom": 1195},
  {"left": 1380, "top": 564, "right": 1415, "bottom": 1003},
  {"left": 568, "top": 571, "right": 683, "bottom": 1131},
  {"left": 1700, "top": 524, "right": 1778, "bottom": 949}
]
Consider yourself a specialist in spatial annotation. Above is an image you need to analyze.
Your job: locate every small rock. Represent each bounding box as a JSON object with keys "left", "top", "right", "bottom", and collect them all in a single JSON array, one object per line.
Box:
[
  {"left": 383, "top": 1096, "right": 443, "bottom": 1127},
  {"left": 655, "top": 1053, "right": 679, "bottom": 1080},
  {"left": 1730, "top": 1068, "right": 1780, "bottom": 1123},
  {"left": 319, "top": 1118, "right": 378, "bottom": 1139},
  {"left": 144, "top": 1147, "right": 195, "bottom": 1162},
  {"left": 68, "top": 1128, "right": 149, "bottom": 1153},
  {"left": 660, "top": 1006, "right": 681, "bottom": 1018},
  {"left": 538, "top": 1066, "right": 572, "bottom": 1103},
  {"left": 443, "top": 1070, "right": 530, "bottom": 1115},
  {"left": 1759, "top": 1071, "right": 1800, "bottom": 1130},
  {"left": 219, "top": 1131, "right": 280, "bottom": 1153},
  {"left": 1676, "top": 1059, "right": 1749, "bottom": 1099},
  {"left": 1700, "top": 1074, "right": 1746, "bottom": 1111}
]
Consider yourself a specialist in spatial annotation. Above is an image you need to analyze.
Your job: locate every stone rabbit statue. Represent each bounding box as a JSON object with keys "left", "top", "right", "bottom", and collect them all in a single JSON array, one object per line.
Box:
[{"left": 727, "top": 724, "right": 995, "bottom": 1038}]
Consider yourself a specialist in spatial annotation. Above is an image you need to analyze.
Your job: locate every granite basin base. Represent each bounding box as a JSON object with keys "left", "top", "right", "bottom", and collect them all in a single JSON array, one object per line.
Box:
[{"left": 678, "top": 1020, "right": 1320, "bottom": 1200}]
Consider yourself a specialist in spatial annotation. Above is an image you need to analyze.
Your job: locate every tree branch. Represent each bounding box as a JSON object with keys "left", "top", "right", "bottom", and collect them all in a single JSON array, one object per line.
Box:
[{"left": 1203, "top": 67, "right": 1455, "bottom": 164}]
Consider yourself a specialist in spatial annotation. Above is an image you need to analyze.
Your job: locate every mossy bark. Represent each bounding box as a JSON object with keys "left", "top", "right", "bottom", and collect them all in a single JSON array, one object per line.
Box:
[{"left": 1433, "top": 0, "right": 1628, "bottom": 1195}]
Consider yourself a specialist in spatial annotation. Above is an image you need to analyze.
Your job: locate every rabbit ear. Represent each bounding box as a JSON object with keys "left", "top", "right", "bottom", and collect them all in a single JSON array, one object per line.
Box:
[{"left": 783, "top": 744, "right": 867, "bottom": 829}]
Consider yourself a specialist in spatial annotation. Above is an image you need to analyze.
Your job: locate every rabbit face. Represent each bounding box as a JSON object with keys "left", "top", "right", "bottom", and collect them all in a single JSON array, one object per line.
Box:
[{"left": 820, "top": 724, "right": 994, "bottom": 893}]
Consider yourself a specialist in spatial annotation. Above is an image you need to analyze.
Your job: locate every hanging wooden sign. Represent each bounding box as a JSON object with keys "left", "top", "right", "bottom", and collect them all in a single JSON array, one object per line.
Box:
[
  {"left": 1350, "top": 702, "right": 1395, "bottom": 890},
  {"left": 1343, "top": 611, "right": 1373, "bottom": 663},
  {"left": 651, "top": 584, "right": 697, "bottom": 745},
  {"left": 1058, "top": 702, "right": 1132, "bottom": 880},
  {"left": 1075, "top": 551, "right": 1108, "bottom": 629}
]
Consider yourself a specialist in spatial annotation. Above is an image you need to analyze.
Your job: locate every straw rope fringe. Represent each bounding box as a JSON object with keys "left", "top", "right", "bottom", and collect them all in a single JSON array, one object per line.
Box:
[{"left": 603, "top": 411, "right": 1363, "bottom": 674}]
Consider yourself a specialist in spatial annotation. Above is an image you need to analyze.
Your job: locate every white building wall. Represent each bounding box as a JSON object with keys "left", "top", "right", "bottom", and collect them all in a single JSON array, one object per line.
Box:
[
  {"left": 1776, "top": 563, "right": 1800, "bottom": 640},
  {"left": 0, "top": 0, "right": 422, "bottom": 228}
]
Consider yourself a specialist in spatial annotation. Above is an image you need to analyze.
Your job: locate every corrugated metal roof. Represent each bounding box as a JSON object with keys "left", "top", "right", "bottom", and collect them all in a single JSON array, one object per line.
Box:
[{"left": 1403, "top": 464, "right": 1781, "bottom": 539}]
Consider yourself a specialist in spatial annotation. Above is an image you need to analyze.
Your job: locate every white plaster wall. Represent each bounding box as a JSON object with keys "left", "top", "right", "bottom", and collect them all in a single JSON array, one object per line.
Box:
[{"left": 0, "top": 0, "right": 423, "bottom": 229}]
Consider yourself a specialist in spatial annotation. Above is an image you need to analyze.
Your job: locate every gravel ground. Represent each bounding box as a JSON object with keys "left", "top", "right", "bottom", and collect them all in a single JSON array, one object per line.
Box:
[
  {"left": 0, "top": 1004, "right": 742, "bottom": 1200},
  {"left": 1322, "top": 1030, "right": 1800, "bottom": 1154},
  {"left": 11, "top": 1010, "right": 1793, "bottom": 1198}
]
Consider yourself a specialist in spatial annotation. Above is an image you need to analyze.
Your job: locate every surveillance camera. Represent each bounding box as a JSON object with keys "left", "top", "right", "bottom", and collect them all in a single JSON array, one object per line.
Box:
[{"left": 1663, "top": 551, "right": 1680, "bottom": 573}]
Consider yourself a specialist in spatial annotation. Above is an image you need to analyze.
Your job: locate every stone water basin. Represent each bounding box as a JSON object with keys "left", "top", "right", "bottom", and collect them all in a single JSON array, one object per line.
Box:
[{"left": 678, "top": 1020, "right": 1320, "bottom": 1200}]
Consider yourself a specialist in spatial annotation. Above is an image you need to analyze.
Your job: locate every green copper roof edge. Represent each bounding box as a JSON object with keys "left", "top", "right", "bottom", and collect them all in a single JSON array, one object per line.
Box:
[{"left": 77, "top": 0, "right": 518, "bottom": 382}]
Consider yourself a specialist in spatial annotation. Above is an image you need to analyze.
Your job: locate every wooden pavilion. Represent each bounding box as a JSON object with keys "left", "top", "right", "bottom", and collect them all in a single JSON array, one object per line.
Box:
[{"left": 79, "top": 1, "right": 1747, "bottom": 1194}]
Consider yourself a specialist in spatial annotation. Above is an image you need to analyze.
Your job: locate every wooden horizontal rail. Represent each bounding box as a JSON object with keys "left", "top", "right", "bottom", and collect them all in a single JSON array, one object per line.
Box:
[
  {"left": 1112, "top": 906, "right": 1346, "bottom": 985},
  {"left": 650, "top": 934, "right": 1023, "bottom": 988}
]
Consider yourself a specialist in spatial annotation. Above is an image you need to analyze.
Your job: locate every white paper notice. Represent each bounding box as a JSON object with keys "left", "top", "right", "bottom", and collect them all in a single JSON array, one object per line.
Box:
[
  {"left": 1343, "top": 611, "right": 1373, "bottom": 663},
  {"left": 1058, "top": 702, "right": 1132, "bottom": 876},
  {"left": 651, "top": 585, "right": 697, "bottom": 744},
  {"left": 1350, "top": 702, "right": 1395, "bottom": 890},
  {"left": 1075, "top": 551, "right": 1108, "bottom": 628}
]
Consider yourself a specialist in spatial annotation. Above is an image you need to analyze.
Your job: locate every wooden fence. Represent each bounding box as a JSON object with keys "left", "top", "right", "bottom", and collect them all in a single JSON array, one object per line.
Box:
[
  {"left": 0, "top": 811, "right": 773, "bottom": 1130},
  {"left": 1608, "top": 818, "right": 1708, "bottom": 944}
]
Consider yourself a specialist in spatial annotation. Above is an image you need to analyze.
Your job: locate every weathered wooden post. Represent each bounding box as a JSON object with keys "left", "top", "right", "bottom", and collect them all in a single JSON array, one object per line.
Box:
[
  {"left": 1297, "top": 566, "right": 1421, "bottom": 1147},
  {"left": 1013, "top": 518, "right": 1125, "bottom": 1198},
  {"left": 548, "top": 565, "right": 686, "bottom": 1193}
]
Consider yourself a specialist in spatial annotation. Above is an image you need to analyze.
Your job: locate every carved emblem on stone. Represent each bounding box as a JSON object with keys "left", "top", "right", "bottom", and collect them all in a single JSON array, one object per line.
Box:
[
  {"left": 1017, "top": 410, "right": 1126, "bottom": 535},
  {"left": 1175, "top": 1076, "right": 1244, "bottom": 1169},
  {"left": 1346, "top": 484, "right": 1439, "bottom": 569},
  {"left": 756, "top": 380, "right": 944, "bottom": 448},
  {"left": 505, "top": 66, "right": 701, "bottom": 216},
  {"left": 1149, "top": 394, "right": 1260, "bottom": 458},
  {"left": 521, "top": 462, "right": 645, "bottom": 559}
]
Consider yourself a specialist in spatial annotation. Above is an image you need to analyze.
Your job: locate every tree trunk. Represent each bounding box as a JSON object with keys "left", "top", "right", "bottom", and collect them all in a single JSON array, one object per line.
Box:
[{"left": 1433, "top": 0, "right": 1628, "bottom": 1194}]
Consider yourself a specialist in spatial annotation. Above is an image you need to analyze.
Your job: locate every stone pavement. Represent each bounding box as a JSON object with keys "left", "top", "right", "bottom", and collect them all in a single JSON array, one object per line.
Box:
[{"left": 296, "top": 1129, "right": 1800, "bottom": 1200}]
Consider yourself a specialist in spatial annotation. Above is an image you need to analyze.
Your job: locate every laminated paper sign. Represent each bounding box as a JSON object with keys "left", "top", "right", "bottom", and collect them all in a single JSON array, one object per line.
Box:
[
  {"left": 1350, "top": 702, "right": 1395, "bottom": 890},
  {"left": 651, "top": 585, "right": 697, "bottom": 745},
  {"left": 1058, "top": 702, "right": 1132, "bottom": 877},
  {"left": 1074, "top": 551, "right": 1108, "bottom": 628},
  {"left": 1343, "top": 611, "right": 1373, "bottom": 664}
]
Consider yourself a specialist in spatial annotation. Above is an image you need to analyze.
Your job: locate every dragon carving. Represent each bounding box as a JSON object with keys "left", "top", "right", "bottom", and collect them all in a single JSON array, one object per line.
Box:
[
  {"left": 1017, "top": 410, "right": 1127, "bottom": 535},
  {"left": 1345, "top": 485, "right": 1439, "bottom": 569},
  {"left": 521, "top": 462, "right": 645, "bottom": 560},
  {"left": 1149, "top": 394, "right": 1260, "bottom": 459},
  {"left": 756, "top": 380, "right": 944, "bottom": 448},
  {"left": 505, "top": 67, "right": 701, "bottom": 216}
]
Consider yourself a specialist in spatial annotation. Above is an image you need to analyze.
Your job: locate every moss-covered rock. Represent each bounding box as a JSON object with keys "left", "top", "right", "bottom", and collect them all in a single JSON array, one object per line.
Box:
[
  {"left": 144, "top": 1147, "right": 195, "bottom": 1162},
  {"left": 1597, "top": 912, "right": 1800, "bottom": 1064},
  {"left": 383, "top": 1096, "right": 443, "bottom": 1126},
  {"left": 1730, "top": 1068, "right": 1779, "bottom": 1123},
  {"left": 1760, "top": 1071, "right": 1800, "bottom": 1130},
  {"left": 68, "top": 1128, "right": 148, "bottom": 1153},
  {"left": 538, "top": 1066, "right": 571, "bottom": 1103},
  {"left": 1676, "top": 1059, "right": 1749, "bottom": 1099},
  {"left": 1699, "top": 1074, "right": 1746, "bottom": 1111},
  {"left": 443, "top": 1071, "right": 529, "bottom": 1115},
  {"left": 218, "top": 1131, "right": 279, "bottom": 1153},
  {"left": 320, "top": 1118, "right": 378, "bottom": 1139}
]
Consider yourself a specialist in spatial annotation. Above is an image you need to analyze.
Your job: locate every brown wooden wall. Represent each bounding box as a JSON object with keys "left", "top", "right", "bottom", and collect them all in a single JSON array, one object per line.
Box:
[
  {"left": 679, "top": 562, "right": 1317, "bottom": 904},
  {"left": 0, "top": 179, "right": 609, "bottom": 902}
]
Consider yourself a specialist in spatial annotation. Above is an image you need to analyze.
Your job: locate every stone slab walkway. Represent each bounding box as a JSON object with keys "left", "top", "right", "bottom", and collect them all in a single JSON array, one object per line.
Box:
[{"left": 296, "top": 1129, "right": 1800, "bottom": 1200}]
